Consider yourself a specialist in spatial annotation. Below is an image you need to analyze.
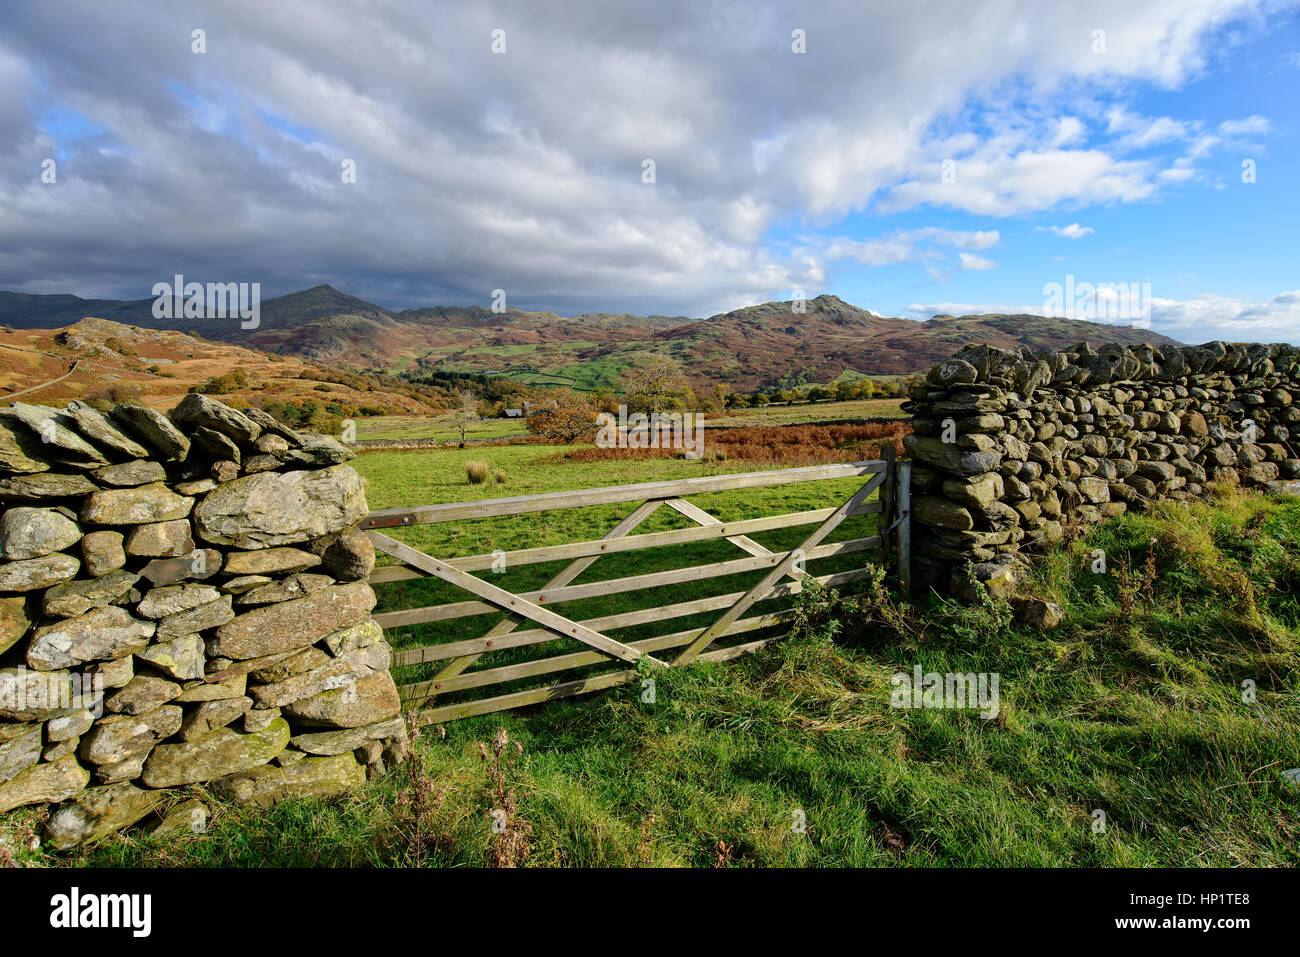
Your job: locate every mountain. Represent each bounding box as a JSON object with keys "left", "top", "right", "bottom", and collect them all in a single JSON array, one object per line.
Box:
[{"left": 0, "top": 285, "right": 1181, "bottom": 392}]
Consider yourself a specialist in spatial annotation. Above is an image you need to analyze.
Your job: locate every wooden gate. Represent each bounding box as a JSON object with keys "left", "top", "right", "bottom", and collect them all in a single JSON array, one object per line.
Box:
[{"left": 362, "top": 449, "right": 909, "bottom": 725}]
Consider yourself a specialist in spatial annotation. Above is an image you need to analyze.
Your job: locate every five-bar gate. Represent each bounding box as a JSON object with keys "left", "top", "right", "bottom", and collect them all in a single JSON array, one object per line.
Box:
[{"left": 362, "top": 449, "right": 910, "bottom": 725}]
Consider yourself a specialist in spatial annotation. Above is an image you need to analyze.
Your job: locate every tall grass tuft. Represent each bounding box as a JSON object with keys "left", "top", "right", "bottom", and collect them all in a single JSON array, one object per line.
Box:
[{"left": 465, "top": 460, "right": 490, "bottom": 484}]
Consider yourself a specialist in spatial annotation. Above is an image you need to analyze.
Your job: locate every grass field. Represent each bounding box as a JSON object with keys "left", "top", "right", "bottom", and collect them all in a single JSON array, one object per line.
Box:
[
  {"left": 350, "top": 397, "right": 906, "bottom": 443},
  {"left": 15, "top": 473, "right": 1299, "bottom": 868}
]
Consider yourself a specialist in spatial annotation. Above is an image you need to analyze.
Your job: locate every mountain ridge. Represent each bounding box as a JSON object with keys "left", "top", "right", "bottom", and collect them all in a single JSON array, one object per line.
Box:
[{"left": 0, "top": 284, "right": 1183, "bottom": 391}]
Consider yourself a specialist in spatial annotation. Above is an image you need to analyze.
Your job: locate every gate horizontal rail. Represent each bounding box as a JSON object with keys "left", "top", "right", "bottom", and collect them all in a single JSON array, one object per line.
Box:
[{"left": 365, "top": 451, "right": 909, "bottom": 725}]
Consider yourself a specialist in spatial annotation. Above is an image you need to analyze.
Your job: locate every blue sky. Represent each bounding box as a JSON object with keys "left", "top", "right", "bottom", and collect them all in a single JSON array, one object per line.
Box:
[{"left": 0, "top": 0, "right": 1296, "bottom": 342}]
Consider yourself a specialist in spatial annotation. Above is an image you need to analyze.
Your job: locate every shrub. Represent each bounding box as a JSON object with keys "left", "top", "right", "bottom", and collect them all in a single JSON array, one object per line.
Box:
[{"left": 466, "top": 461, "right": 490, "bottom": 484}]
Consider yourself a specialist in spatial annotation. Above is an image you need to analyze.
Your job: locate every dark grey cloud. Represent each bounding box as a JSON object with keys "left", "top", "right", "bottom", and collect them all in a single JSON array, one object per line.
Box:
[{"left": 0, "top": 0, "right": 1273, "bottom": 317}]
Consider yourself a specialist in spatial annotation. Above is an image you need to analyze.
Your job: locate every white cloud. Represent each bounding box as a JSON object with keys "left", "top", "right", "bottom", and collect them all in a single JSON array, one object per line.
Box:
[
  {"left": 821, "top": 228, "right": 1000, "bottom": 267},
  {"left": 1218, "top": 115, "right": 1271, "bottom": 137},
  {"left": 1038, "top": 223, "right": 1095, "bottom": 239},
  {"left": 959, "top": 252, "right": 997, "bottom": 270},
  {"left": 905, "top": 290, "right": 1300, "bottom": 344}
]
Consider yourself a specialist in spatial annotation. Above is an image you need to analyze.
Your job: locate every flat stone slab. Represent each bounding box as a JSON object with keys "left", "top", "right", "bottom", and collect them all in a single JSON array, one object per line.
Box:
[
  {"left": 141, "top": 717, "right": 290, "bottom": 788},
  {"left": 80, "top": 482, "right": 194, "bottom": 525},
  {"left": 215, "top": 752, "right": 364, "bottom": 807},
  {"left": 208, "top": 582, "right": 375, "bottom": 660},
  {"left": 27, "top": 606, "right": 154, "bottom": 671},
  {"left": 192, "top": 465, "right": 366, "bottom": 548}
]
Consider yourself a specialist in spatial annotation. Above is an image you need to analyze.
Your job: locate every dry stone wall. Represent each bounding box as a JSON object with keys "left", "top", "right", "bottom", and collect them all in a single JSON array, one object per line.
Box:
[
  {"left": 903, "top": 340, "right": 1300, "bottom": 597},
  {"left": 0, "top": 393, "right": 408, "bottom": 847}
]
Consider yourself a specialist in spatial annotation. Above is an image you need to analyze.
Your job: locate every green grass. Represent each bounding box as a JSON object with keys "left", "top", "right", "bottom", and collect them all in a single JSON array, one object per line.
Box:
[
  {"left": 21, "top": 483, "right": 1298, "bottom": 868},
  {"left": 349, "top": 396, "right": 906, "bottom": 443},
  {"left": 352, "top": 416, "right": 525, "bottom": 442}
]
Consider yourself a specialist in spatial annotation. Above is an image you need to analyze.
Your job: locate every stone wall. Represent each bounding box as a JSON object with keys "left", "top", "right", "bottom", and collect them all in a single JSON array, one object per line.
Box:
[
  {"left": 902, "top": 340, "right": 1300, "bottom": 597},
  {"left": 0, "top": 393, "right": 408, "bottom": 847}
]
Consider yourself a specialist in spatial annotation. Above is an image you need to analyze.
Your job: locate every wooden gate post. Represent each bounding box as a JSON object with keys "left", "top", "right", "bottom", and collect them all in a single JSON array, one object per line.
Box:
[{"left": 896, "top": 460, "right": 912, "bottom": 595}]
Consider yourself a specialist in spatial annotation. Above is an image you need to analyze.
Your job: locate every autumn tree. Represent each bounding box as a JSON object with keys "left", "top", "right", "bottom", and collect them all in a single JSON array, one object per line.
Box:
[
  {"left": 526, "top": 388, "right": 600, "bottom": 443},
  {"left": 619, "top": 352, "right": 693, "bottom": 413}
]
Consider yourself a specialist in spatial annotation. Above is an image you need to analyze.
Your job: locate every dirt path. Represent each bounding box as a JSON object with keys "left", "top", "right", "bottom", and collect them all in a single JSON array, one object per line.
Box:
[{"left": 1, "top": 358, "right": 80, "bottom": 399}]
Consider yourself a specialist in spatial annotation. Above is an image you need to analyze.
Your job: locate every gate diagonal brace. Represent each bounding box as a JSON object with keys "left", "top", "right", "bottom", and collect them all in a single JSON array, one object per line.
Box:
[
  {"left": 408, "top": 499, "right": 664, "bottom": 705},
  {"left": 367, "top": 529, "right": 666, "bottom": 670}
]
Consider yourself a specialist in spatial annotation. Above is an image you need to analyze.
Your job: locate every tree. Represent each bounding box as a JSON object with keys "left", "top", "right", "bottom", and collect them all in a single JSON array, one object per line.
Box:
[
  {"left": 443, "top": 390, "right": 479, "bottom": 444},
  {"left": 620, "top": 352, "right": 692, "bottom": 413},
  {"left": 526, "top": 388, "right": 599, "bottom": 443}
]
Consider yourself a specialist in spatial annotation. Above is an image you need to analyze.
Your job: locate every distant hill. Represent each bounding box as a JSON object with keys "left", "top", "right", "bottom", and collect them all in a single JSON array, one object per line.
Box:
[
  {"left": 0, "top": 285, "right": 1182, "bottom": 392},
  {"left": 0, "top": 317, "right": 440, "bottom": 415}
]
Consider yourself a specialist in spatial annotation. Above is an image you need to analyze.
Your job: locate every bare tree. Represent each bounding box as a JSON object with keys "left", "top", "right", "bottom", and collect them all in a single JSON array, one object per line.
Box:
[{"left": 444, "top": 390, "right": 479, "bottom": 444}]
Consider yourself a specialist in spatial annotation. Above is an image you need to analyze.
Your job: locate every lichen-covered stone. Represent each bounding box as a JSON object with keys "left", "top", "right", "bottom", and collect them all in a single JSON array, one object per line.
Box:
[
  {"left": 110, "top": 404, "right": 191, "bottom": 460},
  {"left": 80, "top": 482, "right": 194, "bottom": 526},
  {"left": 282, "top": 669, "right": 401, "bottom": 728},
  {"left": 320, "top": 528, "right": 375, "bottom": 582},
  {"left": 0, "top": 723, "right": 43, "bottom": 783},
  {"left": 0, "top": 472, "right": 97, "bottom": 499},
  {"left": 139, "top": 549, "right": 220, "bottom": 586},
  {"left": 124, "top": 519, "right": 194, "bottom": 557},
  {"left": 0, "top": 668, "right": 84, "bottom": 721},
  {"left": 91, "top": 459, "right": 166, "bottom": 487},
  {"left": 0, "top": 507, "right": 82, "bottom": 560},
  {"left": 135, "top": 582, "right": 222, "bottom": 619},
  {"left": 155, "top": 593, "right": 233, "bottom": 640},
  {"left": 179, "top": 696, "right": 253, "bottom": 741},
  {"left": 104, "top": 675, "right": 182, "bottom": 715},
  {"left": 235, "top": 572, "right": 333, "bottom": 607},
  {"left": 249, "top": 642, "right": 390, "bottom": 710},
  {"left": 64, "top": 400, "right": 150, "bottom": 458},
  {"left": 81, "top": 530, "right": 126, "bottom": 576},
  {"left": 27, "top": 605, "right": 154, "bottom": 671},
  {"left": 4, "top": 402, "right": 108, "bottom": 467},
  {"left": 0, "top": 595, "right": 30, "bottom": 655},
  {"left": 42, "top": 569, "right": 139, "bottom": 617},
  {"left": 208, "top": 582, "right": 376, "bottom": 659},
  {"left": 222, "top": 547, "right": 321, "bottom": 576},
  {"left": 141, "top": 717, "right": 290, "bottom": 788},
  {"left": 192, "top": 465, "right": 367, "bottom": 548},
  {"left": 289, "top": 716, "right": 406, "bottom": 756},
  {"left": 214, "top": 751, "right": 364, "bottom": 807},
  {"left": 0, "top": 755, "right": 89, "bottom": 814},
  {"left": 137, "top": 633, "right": 206, "bottom": 681},
  {"left": 45, "top": 781, "right": 165, "bottom": 848},
  {"left": 78, "top": 705, "right": 182, "bottom": 766},
  {"left": 169, "top": 392, "right": 262, "bottom": 444}
]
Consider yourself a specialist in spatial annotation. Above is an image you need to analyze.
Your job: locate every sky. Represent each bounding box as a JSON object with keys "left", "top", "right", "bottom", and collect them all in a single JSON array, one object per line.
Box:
[{"left": 0, "top": 0, "right": 1297, "bottom": 344}]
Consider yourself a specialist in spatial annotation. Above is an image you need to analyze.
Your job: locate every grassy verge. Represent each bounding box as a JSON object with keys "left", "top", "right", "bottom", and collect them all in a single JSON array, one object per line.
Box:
[{"left": 11, "top": 487, "right": 1300, "bottom": 868}]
